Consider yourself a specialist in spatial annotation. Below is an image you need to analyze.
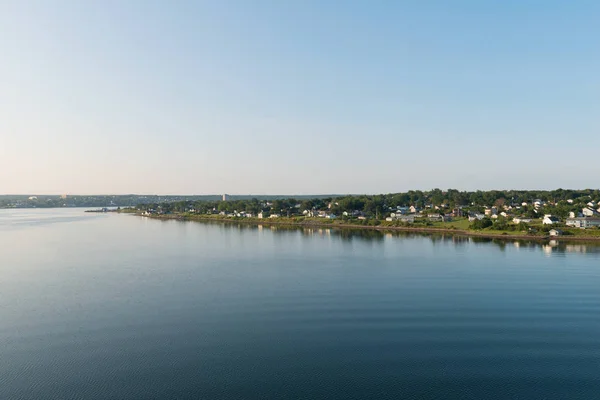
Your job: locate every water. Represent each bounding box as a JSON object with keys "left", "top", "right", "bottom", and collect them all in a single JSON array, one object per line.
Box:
[{"left": 1, "top": 209, "right": 600, "bottom": 399}]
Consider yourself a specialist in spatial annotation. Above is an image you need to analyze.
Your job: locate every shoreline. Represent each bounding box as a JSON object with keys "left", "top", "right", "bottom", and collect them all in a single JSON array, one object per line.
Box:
[{"left": 131, "top": 213, "right": 600, "bottom": 243}]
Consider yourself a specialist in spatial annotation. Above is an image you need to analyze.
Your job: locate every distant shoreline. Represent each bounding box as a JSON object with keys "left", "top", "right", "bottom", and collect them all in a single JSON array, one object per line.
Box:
[{"left": 130, "top": 213, "right": 600, "bottom": 243}]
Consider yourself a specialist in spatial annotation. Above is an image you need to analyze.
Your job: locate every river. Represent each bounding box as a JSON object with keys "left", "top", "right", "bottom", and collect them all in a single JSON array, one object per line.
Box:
[{"left": 1, "top": 208, "right": 599, "bottom": 399}]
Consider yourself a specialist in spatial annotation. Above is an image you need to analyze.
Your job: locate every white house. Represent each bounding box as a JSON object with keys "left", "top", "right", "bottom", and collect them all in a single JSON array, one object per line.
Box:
[
  {"left": 566, "top": 217, "right": 600, "bottom": 229},
  {"left": 587, "top": 201, "right": 597, "bottom": 208},
  {"left": 409, "top": 206, "right": 420, "bottom": 214},
  {"left": 258, "top": 212, "right": 265, "bottom": 219},
  {"left": 468, "top": 213, "right": 485, "bottom": 222},
  {"left": 567, "top": 199, "right": 574, "bottom": 204},
  {"left": 549, "top": 229, "right": 563, "bottom": 237},
  {"left": 542, "top": 215, "right": 560, "bottom": 225},
  {"left": 582, "top": 207, "right": 598, "bottom": 217},
  {"left": 269, "top": 214, "right": 280, "bottom": 218},
  {"left": 513, "top": 217, "right": 532, "bottom": 224}
]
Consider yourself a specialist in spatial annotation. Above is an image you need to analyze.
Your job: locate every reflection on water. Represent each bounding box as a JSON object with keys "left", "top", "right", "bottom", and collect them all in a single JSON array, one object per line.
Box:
[{"left": 163, "top": 218, "right": 600, "bottom": 257}]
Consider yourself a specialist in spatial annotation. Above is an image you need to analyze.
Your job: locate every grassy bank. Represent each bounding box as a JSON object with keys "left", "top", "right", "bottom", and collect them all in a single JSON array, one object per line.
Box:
[{"left": 123, "top": 211, "right": 600, "bottom": 242}]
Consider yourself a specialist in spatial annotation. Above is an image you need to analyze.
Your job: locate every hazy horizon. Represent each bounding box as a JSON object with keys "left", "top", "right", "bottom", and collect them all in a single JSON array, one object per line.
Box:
[
  {"left": 2, "top": 187, "right": 600, "bottom": 198},
  {"left": 2, "top": 1, "right": 599, "bottom": 194}
]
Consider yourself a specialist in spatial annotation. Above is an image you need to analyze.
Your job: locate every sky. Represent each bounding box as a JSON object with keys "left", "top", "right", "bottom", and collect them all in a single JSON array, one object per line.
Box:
[{"left": 1, "top": 1, "right": 599, "bottom": 195}]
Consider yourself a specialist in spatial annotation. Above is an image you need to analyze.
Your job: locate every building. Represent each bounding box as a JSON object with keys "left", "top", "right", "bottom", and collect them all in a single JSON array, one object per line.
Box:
[
  {"left": 468, "top": 213, "right": 485, "bottom": 222},
  {"left": 258, "top": 212, "right": 265, "bottom": 219},
  {"left": 566, "top": 217, "right": 600, "bottom": 229},
  {"left": 549, "top": 229, "right": 563, "bottom": 237},
  {"left": 582, "top": 207, "right": 598, "bottom": 217},
  {"left": 396, "top": 206, "right": 410, "bottom": 215},
  {"left": 429, "top": 215, "right": 452, "bottom": 222},
  {"left": 513, "top": 217, "right": 532, "bottom": 224},
  {"left": 542, "top": 215, "right": 560, "bottom": 225},
  {"left": 222, "top": 194, "right": 229, "bottom": 201}
]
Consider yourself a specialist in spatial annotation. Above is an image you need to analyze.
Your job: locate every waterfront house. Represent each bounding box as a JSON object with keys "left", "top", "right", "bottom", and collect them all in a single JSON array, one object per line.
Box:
[
  {"left": 549, "top": 229, "right": 563, "bottom": 237},
  {"left": 566, "top": 217, "right": 600, "bottom": 229},
  {"left": 468, "top": 213, "right": 485, "bottom": 222},
  {"left": 542, "top": 215, "right": 560, "bottom": 225},
  {"left": 582, "top": 207, "right": 598, "bottom": 217},
  {"left": 258, "top": 212, "right": 265, "bottom": 219},
  {"left": 269, "top": 214, "right": 280, "bottom": 218}
]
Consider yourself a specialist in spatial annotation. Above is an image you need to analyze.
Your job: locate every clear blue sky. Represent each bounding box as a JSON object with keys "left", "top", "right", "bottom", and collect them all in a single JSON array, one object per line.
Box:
[{"left": 1, "top": 1, "right": 598, "bottom": 195}]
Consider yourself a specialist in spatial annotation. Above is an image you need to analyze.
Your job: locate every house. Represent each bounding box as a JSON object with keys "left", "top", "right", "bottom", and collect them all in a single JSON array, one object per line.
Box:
[
  {"left": 542, "top": 215, "right": 560, "bottom": 225},
  {"left": 325, "top": 214, "right": 337, "bottom": 219},
  {"left": 582, "top": 207, "right": 598, "bottom": 217},
  {"left": 566, "top": 217, "right": 600, "bottom": 229},
  {"left": 258, "top": 212, "right": 265, "bottom": 219},
  {"left": 500, "top": 211, "right": 509, "bottom": 217},
  {"left": 513, "top": 217, "right": 532, "bottom": 224},
  {"left": 587, "top": 201, "right": 597, "bottom": 208},
  {"left": 549, "top": 229, "right": 563, "bottom": 237},
  {"left": 269, "top": 214, "right": 280, "bottom": 218},
  {"left": 396, "top": 206, "right": 410, "bottom": 214},
  {"left": 388, "top": 214, "right": 416, "bottom": 223},
  {"left": 567, "top": 199, "right": 574, "bottom": 204},
  {"left": 468, "top": 213, "right": 485, "bottom": 222},
  {"left": 452, "top": 208, "right": 464, "bottom": 217},
  {"left": 409, "top": 206, "right": 420, "bottom": 214},
  {"left": 429, "top": 215, "right": 452, "bottom": 222},
  {"left": 484, "top": 208, "right": 493, "bottom": 216},
  {"left": 398, "top": 215, "right": 415, "bottom": 223}
]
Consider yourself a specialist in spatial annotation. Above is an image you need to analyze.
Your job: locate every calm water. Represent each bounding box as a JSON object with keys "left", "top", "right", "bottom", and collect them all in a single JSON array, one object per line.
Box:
[{"left": 1, "top": 209, "right": 600, "bottom": 399}]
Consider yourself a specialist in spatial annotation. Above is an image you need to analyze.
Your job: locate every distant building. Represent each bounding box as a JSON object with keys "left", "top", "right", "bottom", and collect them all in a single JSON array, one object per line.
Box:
[
  {"left": 566, "top": 217, "right": 600, "bottom": 229},
  {"left": 513, "top": 217, "right": 532, "bottom": 224},
  {"left": 549, "top": 229, "right": 563, "bottom": 237},
  {"left": 582, "top": 207, "right": 598, "bottom": 217},
  {"left": 468, "top": 213, "right": 485, "bottom": 222},
  {"left": 28, "top": 196, "right": 38, "bottom": 201},
  {"left": 542, "top": 215, "right": 560, "bottom": 225},
  {"left": 222, "top": 194, "right": 230, "bottom": 201}
]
